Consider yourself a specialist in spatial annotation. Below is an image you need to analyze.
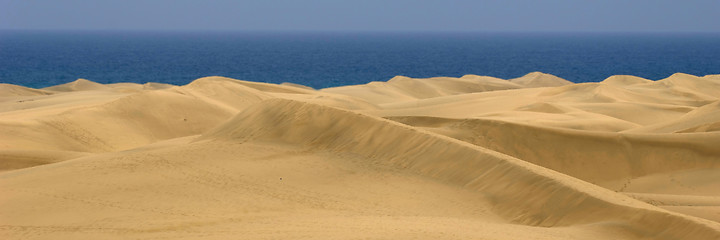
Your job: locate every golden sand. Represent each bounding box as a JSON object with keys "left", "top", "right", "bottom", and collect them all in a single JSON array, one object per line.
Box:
[{"left": 1, "top": 73, "right": 719, "bottom": 239}]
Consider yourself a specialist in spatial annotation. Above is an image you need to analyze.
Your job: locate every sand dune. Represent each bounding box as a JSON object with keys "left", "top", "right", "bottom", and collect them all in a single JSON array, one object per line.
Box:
[
  {"left": 509, "top": 71, "right": 574, "bottom": 87},
  {"left": 202, "top": 99, "right": 718, "bottom": 228},
  {"left": 0, "top": 84, "right": 54, "bottom": 98},
  {"left": 42, "top": 78, "right": 112, "bottom": 92},
  {"left": 105, "top": 82, "right": 175, "bottom": 93},
  {"left": 656, "top": 73, "right": 720, "bottom": 99},
  {"left": 601, "top": 75, "right": 654, "bottom": 87},
  {"left": 388, "top": 116, "right": 720, "bottom": 184},
  {"left": 1, "top": 72, "right": 720, "bottom": 239},
  {"left": 0, "top": 149, "right": 88, "bottom": 172},
  {"left": 626, "top": 101, "right": 720, "bottom": 133},
  {"left": 322, "top": 74, "right": 528, "bottom": 104}
]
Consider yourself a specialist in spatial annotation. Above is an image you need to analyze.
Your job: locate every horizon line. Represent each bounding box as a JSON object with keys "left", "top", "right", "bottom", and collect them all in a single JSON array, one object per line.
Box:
[{"left": 2, "top": 28, "right": 720, "bottom": 34}]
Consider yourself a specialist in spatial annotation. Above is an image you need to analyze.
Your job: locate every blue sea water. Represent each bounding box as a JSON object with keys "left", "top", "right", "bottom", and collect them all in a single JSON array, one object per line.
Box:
[{"left": 1, "top": 30, "right": 718, "bottom": 89}]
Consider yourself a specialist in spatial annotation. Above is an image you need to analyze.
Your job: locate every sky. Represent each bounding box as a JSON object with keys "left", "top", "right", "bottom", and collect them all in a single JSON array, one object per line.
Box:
[{"left": 1, "top": 0, "right": 719, "bottom": 32}]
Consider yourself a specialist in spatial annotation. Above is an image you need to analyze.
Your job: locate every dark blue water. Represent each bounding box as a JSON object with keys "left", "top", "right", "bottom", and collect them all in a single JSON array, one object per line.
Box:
[{"left": 1, "top": 30, "right": 718, "bottom": 89}]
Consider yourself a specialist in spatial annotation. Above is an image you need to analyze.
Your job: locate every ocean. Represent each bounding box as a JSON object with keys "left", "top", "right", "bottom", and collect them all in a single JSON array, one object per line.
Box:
[{"left": 1, "top": 30, "right": 719, "bottom": 89}]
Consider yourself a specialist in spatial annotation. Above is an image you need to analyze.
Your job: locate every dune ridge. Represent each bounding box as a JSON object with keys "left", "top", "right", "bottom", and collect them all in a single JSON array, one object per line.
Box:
[
  {"left": 1, "top": 72, "right": 719, "bottom": 239},
  {"left": 387, "top": 116, "right": 720, "bottom": 185},
  {"left": 0, "top": 84, "right": 54, "bottom": 98},
  {"left": 510, "top": 71, "right": 574, "bottom": 87}
]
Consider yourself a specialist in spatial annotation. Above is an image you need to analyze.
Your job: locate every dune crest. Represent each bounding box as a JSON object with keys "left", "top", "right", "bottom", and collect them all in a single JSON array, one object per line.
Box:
[
  {"left": 42, "top": 78, "right": 111, "bottom": 92},
  {"left": 510, "top": 72, "right": 573, "bottom": 87},
  {"left": 601, "top": 75, "right": 653, "bottom": 86}
]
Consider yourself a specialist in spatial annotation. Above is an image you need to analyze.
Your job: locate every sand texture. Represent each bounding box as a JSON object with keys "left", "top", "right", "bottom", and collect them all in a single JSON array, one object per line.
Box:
[{"left": 1, "top": 73, "right": 720, "bottom": 239}]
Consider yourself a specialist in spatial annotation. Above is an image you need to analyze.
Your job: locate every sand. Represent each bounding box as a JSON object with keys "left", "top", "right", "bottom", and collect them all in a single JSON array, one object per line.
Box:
[{"left": 1, "top": 73, "right": 719, "bottom": 239}]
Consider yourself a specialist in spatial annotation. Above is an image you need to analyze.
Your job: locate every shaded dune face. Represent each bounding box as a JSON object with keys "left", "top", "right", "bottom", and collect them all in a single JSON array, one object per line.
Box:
[{"left": 1, "top": 72, "right": 720, "bottom": 239}]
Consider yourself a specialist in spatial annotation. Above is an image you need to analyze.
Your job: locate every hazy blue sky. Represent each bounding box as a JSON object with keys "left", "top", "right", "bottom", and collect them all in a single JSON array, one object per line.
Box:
[{"left": 1, "top": 0, "right": 718, "bottom": 32}]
